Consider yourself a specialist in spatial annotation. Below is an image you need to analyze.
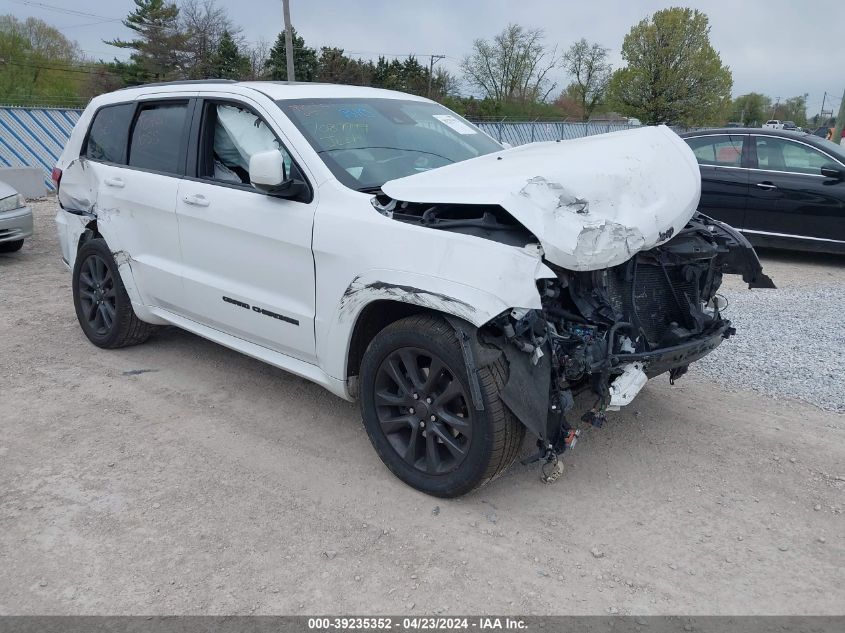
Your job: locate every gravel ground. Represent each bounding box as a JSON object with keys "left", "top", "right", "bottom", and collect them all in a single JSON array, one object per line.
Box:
[
  {"left": 694, "top": 261, "right": 845, "bottom": 412},
  {"left": 1, "top": 199, "right": 843, "bottom": 616}
]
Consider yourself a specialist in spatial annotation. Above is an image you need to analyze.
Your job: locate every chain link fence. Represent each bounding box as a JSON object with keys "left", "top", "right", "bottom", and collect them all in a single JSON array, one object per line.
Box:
[{"left": 469, "top": 118, "right": 710, "bottom": 145}]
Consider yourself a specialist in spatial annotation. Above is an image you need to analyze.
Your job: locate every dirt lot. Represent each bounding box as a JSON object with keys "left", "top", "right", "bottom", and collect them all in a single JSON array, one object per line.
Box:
[{"left": 1, "top": 199, "right": 843, "bottom": 615}]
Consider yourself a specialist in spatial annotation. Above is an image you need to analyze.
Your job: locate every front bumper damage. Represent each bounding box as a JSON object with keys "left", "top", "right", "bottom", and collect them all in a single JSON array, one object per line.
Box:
[{"left": 466, "top": 213, "right": 774, "bottom": 469}]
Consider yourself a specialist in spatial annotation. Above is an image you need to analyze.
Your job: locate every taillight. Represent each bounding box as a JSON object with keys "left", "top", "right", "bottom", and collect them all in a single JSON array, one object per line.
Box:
[{"left": 51, "top": 167, "right": 62, "bottom": 189}]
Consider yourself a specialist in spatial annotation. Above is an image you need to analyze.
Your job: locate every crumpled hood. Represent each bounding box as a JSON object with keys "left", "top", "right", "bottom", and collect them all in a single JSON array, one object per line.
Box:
[{"left": 381, "top": 125, "right": 702, "bottom": 270}]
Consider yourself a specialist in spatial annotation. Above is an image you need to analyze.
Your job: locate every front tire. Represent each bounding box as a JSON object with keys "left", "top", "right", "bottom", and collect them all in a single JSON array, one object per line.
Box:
[
  {"left": 359, "top": 315, "right": 524, "bottom": 497},
  {"left": 0, "top": 239, "right": 23, "bottom": 253},
  {"left": 72, "top": 238, "right": 154, "bottom": 348}
]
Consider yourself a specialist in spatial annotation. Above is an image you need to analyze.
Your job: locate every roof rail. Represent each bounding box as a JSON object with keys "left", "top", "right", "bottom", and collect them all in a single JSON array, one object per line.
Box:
[{"left": 117, "top": 79, "right": 237, "bottom": 91}]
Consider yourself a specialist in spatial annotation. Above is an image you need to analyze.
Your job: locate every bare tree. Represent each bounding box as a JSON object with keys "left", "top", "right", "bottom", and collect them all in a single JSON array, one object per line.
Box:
[
  {"left": 460, "top": 24, "right": 558, "bottom": 104},
  {"left": 245, "top": 38, "right": 271, "bottom": 80},
  {"left": 179, "top": 0, "right": 239, "bottom": 78},
  {"left": 561, "top": 38, "right": 611, "bottom": 121}
]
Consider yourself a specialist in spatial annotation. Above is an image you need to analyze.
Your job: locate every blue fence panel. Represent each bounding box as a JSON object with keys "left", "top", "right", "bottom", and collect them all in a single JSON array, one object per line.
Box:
[{"left": 0, "top": 106, "right": 82, "bottom": 191}]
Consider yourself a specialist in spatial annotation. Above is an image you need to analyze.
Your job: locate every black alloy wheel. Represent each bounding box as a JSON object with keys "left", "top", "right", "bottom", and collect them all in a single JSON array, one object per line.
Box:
[
  {"left": 359, "top": 315, "right": 524, "bottom": 497},
  {"left": 72, "top": 238, "right": 154, "bottom": 348},
  {"left": 77, "top": 253, "right": 117, "bottom": 336},
  {"left": 374, "top": 347, "right": 473, "bottom": 475}
]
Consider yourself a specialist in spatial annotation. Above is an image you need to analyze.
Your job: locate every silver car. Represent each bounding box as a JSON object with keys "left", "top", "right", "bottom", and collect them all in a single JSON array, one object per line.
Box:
[{"left": 0, "top": 181, "right": 32, "bottom": 253}]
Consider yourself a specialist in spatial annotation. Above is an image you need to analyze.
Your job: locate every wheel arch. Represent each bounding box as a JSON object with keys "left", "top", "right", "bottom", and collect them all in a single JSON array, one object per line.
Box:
[
  {"left": 321, "top": 267, "right": 548, "bottom": 397},
  {"left": 345, "top": 300, "right": 438, "bottom": 395},
  {"left": 72, "top": 220, "right": 147, "bottom": 311}
]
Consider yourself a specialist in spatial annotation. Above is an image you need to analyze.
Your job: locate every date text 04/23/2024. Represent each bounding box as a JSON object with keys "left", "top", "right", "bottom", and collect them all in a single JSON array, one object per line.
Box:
[{"left": 307, "top": 617, "right": 527, "bottom": 631}]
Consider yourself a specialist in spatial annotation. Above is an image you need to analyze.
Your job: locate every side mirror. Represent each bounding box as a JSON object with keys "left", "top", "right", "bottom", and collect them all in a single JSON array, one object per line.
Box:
[
  {"left": 249, "top": 150, "right": 308, "bottom": 199},
  {"left": 249, "top": 149, "right": 286, "bottom": 189},
  {"left": 820, "top": 165, "right": 844, "bottom": 179}
]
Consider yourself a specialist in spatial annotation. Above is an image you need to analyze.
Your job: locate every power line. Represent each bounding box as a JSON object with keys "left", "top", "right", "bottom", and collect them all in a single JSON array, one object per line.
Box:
[
  {"left": 8, "top": 0, "right": 120, "bottom": 21},
  {"left": 0, "top": 58, "right": 118, "bottom": 76}
]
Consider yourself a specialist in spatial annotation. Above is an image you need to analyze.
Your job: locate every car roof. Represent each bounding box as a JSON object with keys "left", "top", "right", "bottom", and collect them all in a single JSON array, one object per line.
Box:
[
  {"left": 101, "top": 79, "right": 432, "bottom": 105},
  {"left": 680, "top": 127, "right": 845, "bottom": 161}
]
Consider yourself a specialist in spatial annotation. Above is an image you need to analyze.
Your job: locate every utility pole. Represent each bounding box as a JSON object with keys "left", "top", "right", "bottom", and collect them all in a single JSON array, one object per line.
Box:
[
  {"left": 282, "top": 0, "right": 295, "bottom": 82},
  {"left": 771, "top": 97, "right": 780, "bottom": 119},
  {"left": 832, "top": 87, "right": 845, "bottom": 147},
  {"left": 427, "top": 54, "right": 445, "bottom": 97},
  {"left": 820, "top": 92, "right": 827, "bottom": 121}
]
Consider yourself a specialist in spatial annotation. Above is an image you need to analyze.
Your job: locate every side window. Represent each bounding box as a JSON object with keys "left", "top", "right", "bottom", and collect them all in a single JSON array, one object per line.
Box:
[
  {"left": 754, "top": 137, "right": 836, "bottom": 174},
  {"left": 687, "top": 135, "right": 743, "bottom": 167},
  {"left": 201, "top": 102, "right": 293, "bottom": 185},
  {"left": 84, "top": 103, "right": 135, "bottom": 164},
  {"left": 128, "top": 102, "right": 189, "bottom": 174}
]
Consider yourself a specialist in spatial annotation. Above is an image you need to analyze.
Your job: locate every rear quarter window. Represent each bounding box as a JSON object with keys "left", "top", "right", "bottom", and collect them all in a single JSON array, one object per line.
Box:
[{"left": 84, "top": 103, "right": 135, "bottom": 164}]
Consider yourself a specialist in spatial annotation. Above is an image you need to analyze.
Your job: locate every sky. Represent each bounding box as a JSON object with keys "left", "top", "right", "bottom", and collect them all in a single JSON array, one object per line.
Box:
[{"left": 3, "top": 0, "right": 843, "bottom": 117}]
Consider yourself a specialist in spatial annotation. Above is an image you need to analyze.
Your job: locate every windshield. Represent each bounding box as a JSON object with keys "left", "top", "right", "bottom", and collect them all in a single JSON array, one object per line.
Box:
[{"left": 277, "top": 98, "right": 503, "bottom": 191}]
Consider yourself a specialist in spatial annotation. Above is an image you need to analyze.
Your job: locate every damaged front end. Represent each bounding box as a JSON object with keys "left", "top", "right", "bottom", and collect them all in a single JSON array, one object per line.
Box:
[
  {"left": 376, "top": 125, "right": 775, "bottom": 476},
  {"left": 479, "top": 213, "right": 775, "bottom": 469}
]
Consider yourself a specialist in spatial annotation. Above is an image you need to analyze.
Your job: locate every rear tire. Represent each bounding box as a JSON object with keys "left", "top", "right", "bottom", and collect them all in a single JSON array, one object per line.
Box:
[
  {"left": 72, "top": 238, "right": 154, "bottom": 348},
  {"left": 0, "top": 239, "right": 23, "bottom": 253},
  {"left": 359, "top": 314, "right": 524, "bottom": 497}
]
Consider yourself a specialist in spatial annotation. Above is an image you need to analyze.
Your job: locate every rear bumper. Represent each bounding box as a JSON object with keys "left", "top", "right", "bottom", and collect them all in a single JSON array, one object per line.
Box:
[
  {"left": 0, "top": 205, "right": 33, "bottom": 242},
  {"left": 613, "top": 320, "right": 732, "bottom": 377}
]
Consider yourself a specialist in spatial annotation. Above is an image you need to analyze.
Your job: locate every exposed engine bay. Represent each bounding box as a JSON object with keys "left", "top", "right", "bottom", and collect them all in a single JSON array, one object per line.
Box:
[{"left": 376, "top": 194, "right": 775, "bottom": 473}]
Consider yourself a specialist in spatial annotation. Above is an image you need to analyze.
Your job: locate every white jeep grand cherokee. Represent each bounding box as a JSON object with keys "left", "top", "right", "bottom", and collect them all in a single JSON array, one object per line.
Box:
[{"left": 54, "top": 80, "right": 774, "bottom": 497}]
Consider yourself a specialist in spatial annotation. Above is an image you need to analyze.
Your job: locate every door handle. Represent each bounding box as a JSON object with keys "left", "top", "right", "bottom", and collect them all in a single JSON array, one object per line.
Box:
[
  {"left": 104, "top": 177, "right": 124, "bottom": 188},
  {"left": 756, "top": 182, "right": 778, "bottom": 190},
  {"left": 182, "top": 193, "right": 210, "bottom": 207}
]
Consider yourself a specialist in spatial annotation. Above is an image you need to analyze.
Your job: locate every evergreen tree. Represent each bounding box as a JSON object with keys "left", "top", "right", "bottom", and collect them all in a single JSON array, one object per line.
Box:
[
  {"left": 266, "top": 28, "right": 318, "bottom": 81},
  {"left": 210, "top": 29, "right": 249, "bottom": 79},
  {"left": 105, "top": 0, "right": 188, "bottom": 82}
]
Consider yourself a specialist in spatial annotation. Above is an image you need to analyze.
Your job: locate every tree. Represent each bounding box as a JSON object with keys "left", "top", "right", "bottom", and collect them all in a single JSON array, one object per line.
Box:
[
  {"left": 105, "top": 0, "right": 188, "bottom": 83},
  {"left": 607, "top": 8, "right": 732, "bottom": 126},
  {"left": 460, "top": 24, "right": 558, "bottom": 104},
  {"left": 554, "top": 83, "right": 589, "bottom": 119},
  {"left": 0, "top": 15, "right": 86, "bottom": 105},
  {"left": 266, "top": 28, "right": 318, "bottom": 81},
  {"left": 245, "top": 38, "right": 271, "bottom": 80},
  {"left": 731, "top": 93, "right": 771, "bottom": 126},
  {"left": 371, "top": 56, "right": 403, "bottom": 90},
  {"left": 180, "top": 0, "right": 238, "bottom": 79},
  {"left": 315, "top": 47, "right": 372, "bottom": 85},
  {"left": 777, "top": 95, "right": 808, "bottom": 126},
  {"left": 430, "top": 67, "right": 459, "bottom": 101},
  {"left": 210, "top": 29, "right": 248, "bottom": 79},
  {"left": 561, "top": 39, "right": 611, "bottom": 121}
]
